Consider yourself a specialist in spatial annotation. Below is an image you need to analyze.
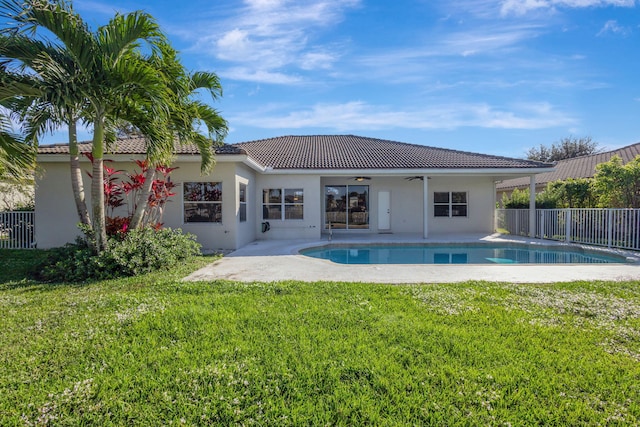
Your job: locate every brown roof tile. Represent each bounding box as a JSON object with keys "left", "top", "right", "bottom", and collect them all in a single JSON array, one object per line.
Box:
[
  {"left": 39, "top": 134, "right": 552, "bottom": 170},
  {"left": 37, "top": 137, "right": 243, "bottom": 155},
  {"left": 235, "top": 135, "right": 550, "bottom": 169},
  {"left": 496, "top": 142, "right": 640, "bottom": 190}
]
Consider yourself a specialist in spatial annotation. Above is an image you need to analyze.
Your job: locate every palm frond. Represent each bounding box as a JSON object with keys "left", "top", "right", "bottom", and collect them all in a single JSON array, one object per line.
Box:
[
  {"left": 98, "top": 11, "right": 166, "bottom": 61},
  {"left": 0, "top": 114, "right": 35, "bottom": 180},
  {"left": 189, "top": 71, "right": 223, "bottom": 99}
]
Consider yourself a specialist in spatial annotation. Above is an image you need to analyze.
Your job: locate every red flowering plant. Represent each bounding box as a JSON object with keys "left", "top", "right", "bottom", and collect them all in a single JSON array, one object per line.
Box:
[
  {"left": 146, "top": 165, "right": 178, "bottom": 226},
  {"left": 84, "top": 155, "right": 178, "bottom": 237}
]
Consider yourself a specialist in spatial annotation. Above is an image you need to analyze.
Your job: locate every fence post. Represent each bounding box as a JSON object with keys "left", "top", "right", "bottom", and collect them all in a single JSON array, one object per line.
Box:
[
  {"left": 607, "top": 209, "right": 613, "bottom": 248},
  {"left": 538, "top": 210, "right": 543, "bottom": 239},
  {"left": 565, "top": 209, "right": 571, "bottom": 243}
]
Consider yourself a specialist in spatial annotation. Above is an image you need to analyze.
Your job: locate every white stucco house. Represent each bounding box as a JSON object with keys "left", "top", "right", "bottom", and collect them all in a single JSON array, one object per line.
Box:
[{"left": 35, "top": 135, "right": 553, "bottom": 250}]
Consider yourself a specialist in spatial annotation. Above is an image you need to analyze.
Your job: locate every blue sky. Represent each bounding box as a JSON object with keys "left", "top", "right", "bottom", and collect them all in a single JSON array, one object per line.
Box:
[{"left": 48, "top": 0, "right": 640, "bottom": 158}]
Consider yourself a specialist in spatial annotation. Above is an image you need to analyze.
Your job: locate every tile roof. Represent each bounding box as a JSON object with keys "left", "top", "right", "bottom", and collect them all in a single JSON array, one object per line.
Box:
[
  {"left": 39, "top": 134, "right": 551, "bottom": 170},
  {"left": 496, "top": 142, "right": 640, "bottom": 190},
  {"left": 37, "top": 136, "right": 244, "bottom": 155},
  {"left": 234, "top": 135, "right": 550, "bottom": 169}
]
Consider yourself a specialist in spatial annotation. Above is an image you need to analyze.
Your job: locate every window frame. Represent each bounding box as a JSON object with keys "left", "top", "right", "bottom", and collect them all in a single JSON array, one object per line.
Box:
[
  {"left": 239, "top": 183, "right": 247, "bottom": 223},
  {"left": 433, "top": 191, "right": 468, "bottom": 218},
  {"left": 324, "top": 185, "right": 369, "bottom": 230},
  {"left": 262, "top": 188, "right": 304, "bottom": 221},
  {"left": 183, "top": 181, "right": 223, "bottom": 224}
]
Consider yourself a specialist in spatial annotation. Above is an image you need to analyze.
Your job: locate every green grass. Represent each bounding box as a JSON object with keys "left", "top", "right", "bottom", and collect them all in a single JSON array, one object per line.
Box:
[{"left": 1, "top": 250, "right": 639, "bottom": 425}]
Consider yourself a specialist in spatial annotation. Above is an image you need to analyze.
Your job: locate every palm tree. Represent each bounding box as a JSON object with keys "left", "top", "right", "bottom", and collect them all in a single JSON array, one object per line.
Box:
[
  {"left": 2, "top": 0, "right": 172, "bottom": 252},
  {"left": 128, "top": 44, "right": 228, "bottom": 229},
  {"left": 1, "top": 0, "right": 227, "bottom": 249},
  {"left": 0, "top": 33, "right": 91, "bottom": 226}
]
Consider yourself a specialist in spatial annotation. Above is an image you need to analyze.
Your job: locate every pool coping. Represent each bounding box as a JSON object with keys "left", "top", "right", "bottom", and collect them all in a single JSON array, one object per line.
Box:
[
  {"left": 299, "top": 241, "right": 639, "bottom": 264},
  {"left": 185, "top": 233, "right": 640, "bottom": 284}
]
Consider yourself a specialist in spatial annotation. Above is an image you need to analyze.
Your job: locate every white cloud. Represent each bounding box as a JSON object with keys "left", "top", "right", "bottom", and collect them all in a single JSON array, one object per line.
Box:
[
  {"left": 190, "top": 0, "right": 360, "bottom": 82},
  {"left": 216, "top": 29, "right": 251, "bottom": 57},
  {"left": 230, "top": 101, "right": 575, "bottom": 131},
  {"left": 246, "top": 0, "right": 287, "bottom": 9},
  {"left": 218, "top": 67, "right": 302, "bottom": 85},
  {"left": 501, "top": 0, "right": 636, "bottom": 16},
  {"left": 441, "top": 24, "right": 543, "bottom": 56},
  {"left": 299, "top": 51, "right": 338, "bottom": 70},
  {"left": 597, "top": 20, "right": 631, "bottom": 36}
]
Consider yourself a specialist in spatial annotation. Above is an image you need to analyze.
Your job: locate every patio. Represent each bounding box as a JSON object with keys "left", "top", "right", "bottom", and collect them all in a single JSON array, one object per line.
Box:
[{"left": 184, "top": 233, "right": 640, "bottom": 284}]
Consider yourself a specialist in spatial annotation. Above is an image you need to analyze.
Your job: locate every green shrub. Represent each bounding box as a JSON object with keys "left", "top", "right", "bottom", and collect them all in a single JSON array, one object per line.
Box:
[
  {"left": 501, "top": 187, "right": 559, "bottom": 209},
  {"left": 101, "top": 227, "right": 201, "bottom": 277},
  {"left": 35, "top": 227, "right": 201, "bottom": 282}
]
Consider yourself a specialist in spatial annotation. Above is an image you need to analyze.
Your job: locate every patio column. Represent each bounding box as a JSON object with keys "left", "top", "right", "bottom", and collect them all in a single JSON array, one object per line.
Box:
[
  {"left": 529, "top": 174, "right": 536, "bottom": 238},
  {"left": 423, "top": 175, "right": 429, "bottom": 238}
]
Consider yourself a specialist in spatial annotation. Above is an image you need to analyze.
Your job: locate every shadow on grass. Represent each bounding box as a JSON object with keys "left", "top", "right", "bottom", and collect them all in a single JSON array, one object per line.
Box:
[
  {"left": 0, "top": 249, "right": 50, "bottom": 285},
  {"left": 0, "top": 248, "right": 95, "bottom": 291},
  {"left": 0, "top": 279, "right": 91, "bottom": 292},
  {"left": 0, "top": 250, "right": 221, "bottom": 291}
]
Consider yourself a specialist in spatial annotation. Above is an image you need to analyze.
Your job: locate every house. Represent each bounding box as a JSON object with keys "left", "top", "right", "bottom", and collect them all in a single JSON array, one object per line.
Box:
[
  {"left": 496, "top": 142, "right": 640, "bottom": 202},
  {"left": 36, "top": 135, "right": 553, "bottom": 250}
]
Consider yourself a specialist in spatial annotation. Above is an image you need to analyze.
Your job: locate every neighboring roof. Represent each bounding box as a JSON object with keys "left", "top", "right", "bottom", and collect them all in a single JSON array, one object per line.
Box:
[
  {"left": 39, "top": 134, "right": 552, "bottom": 171},
  {"left": 234, "top": 135, "right": 549, "bottom": 170},
  {"left": 496, "top": 142, "right": 640, "bottom": 191},
  {"left": 37, "top": 136, "right": 244, "bottom": 155}
]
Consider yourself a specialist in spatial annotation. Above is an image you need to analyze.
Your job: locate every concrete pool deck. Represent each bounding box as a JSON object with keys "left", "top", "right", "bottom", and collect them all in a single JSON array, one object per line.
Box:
[{"left": 184, "top": 233, "right": 640, "bottom": 284}]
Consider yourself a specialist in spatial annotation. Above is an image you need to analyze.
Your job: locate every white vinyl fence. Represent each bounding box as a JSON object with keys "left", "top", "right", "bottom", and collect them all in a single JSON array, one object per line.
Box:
[
  {"left": 496, "top": 208, "right": 640, "bottom": 251},
  {"left": 0, "top": 211, "right": 35, "bottom": 249}
]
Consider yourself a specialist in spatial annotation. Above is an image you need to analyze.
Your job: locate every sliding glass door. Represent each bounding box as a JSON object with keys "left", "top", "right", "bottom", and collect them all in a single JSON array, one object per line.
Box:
[{"left": 325, "top": 185, "right": 369, "bottom": 230}]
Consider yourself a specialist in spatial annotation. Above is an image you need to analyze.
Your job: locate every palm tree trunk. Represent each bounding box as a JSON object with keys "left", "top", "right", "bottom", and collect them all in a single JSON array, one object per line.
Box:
[
  {"left": 68, "top": 119, "right": 91, "bottom": 229},
  {"left": 129, "top": 166, "right": 155, "bottom": 229},
  {"left": 90, "top": 117, "right": 107, "bottom": 252}
]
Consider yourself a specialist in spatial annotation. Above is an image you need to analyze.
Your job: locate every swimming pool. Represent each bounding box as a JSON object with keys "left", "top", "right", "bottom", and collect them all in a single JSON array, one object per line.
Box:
[{"left": 300, "top": 243, "right": 627, "bottom": 265}]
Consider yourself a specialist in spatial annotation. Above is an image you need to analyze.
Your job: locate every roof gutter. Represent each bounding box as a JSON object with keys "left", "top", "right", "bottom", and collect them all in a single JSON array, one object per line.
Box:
[{"left": 259, "top": 167, "right": 555, "bottom": 176}]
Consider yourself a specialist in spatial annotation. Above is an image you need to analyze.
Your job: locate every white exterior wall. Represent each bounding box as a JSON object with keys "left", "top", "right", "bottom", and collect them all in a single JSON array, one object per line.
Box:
[
  {"left": 35, "top": 159, "right": 254, "bottom": 251},
  {"left": 428, "top": 176, "right": 496, "bottom": 234},
  {"left": 321, "top": 177, "right": 424, "bottom": 234},
  {"left": 35, "top": 162, "right": 87, "bottom": 248},
  {"left": 165, "top": 162, "right": 239, "bottom": 250},
  {"left": 35, "top": 156, "right": 499, "bottom": 250},
  {"left": 235, "top": 164, "right": 257, "bottom": 248},
  {"left": 255, "top": 174, "right": 322, "bottom": 240},
  {"left": 371, "top": 177, "right": 424, "bottom": 233}
]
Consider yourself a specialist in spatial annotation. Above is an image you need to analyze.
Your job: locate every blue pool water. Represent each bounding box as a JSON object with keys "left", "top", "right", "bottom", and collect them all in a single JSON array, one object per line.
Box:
[{"left": 300, "top": 244, "right": 625, "bottom": 265}]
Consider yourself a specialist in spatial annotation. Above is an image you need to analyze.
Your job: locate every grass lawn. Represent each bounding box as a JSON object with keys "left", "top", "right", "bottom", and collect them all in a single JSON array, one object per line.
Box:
[{"left": 1, "top": 250, "right": 639, "bottom": 425}]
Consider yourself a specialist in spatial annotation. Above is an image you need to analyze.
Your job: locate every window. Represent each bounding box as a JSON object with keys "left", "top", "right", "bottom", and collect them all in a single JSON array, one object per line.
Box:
[
  {"left": 183, "top": 182, "right": 222, "bottom": 223},
  {"left": 434, "top": 191, "right": 467, "bottom": 217},
  {"left": 239, "top": 183, "right": 247, "bottom": 222},
  {"left": 263, "top": 188, "right": 304, "bottom": 220},
  {"left": 325, "top": 185, "right": 369, "bottom": 229}
]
